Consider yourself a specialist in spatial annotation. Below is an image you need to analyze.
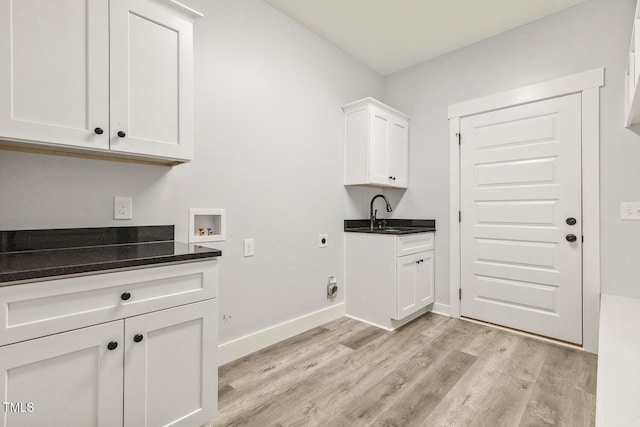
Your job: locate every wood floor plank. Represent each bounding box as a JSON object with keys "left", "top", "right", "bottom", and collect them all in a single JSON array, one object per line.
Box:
[
  {"left": 374, "top": 350, "right": 477, "bottom": 427},
  {"left": 208, "top": 313, "right": 597, "bottom": 427},
  {"left": 519, "top": 346, "right": 597, "bottom": 427},
  {"left": 341, "top": 325, "right": 473, "bottom": 425},
  {"left": 421, "top": 329, "right": 526, "bottom": 426},
  {"left": 277, "top": 318, "right": 439, "bottom": 426},
  {"left": 339, "top": 325, "right": 386, "bottom": 350}
]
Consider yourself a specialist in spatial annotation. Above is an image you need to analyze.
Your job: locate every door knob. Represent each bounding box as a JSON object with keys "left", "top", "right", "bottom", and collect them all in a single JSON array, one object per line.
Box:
[
  {"left": 107, "top": 341, "right": 118, "bottom": 351},
  {"left": 121, "top": 292, "right": 131, "bottom": 301},
  {"left": 566, "top": 234, "right": 577, "bottom": 242},
  {"left": 94, "top": 127, "right": 104, "bottom": 135},
  {"left": 117, "top": 131, "right": 126, "bottom": 138},
  {"left": 133, "top": 334, "right": 144, "bottom": 343},
  {"left": 566, "top": 217, "right": 577, "bottom": 225}
]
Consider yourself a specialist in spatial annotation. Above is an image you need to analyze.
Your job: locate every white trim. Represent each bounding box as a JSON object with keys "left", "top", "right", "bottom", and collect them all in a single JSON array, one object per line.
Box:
[
  {"left": 345, "top": 314, "right": 394, "bottom": 332},
  {"left": 448, "top": 68, "right": 604, "bottom": 119},
  {"left": 448, "top": 69, "right": 603, "bottom": 354},
  {"left": 449, "top": 117, "right": 462, "bottom": 320},
  {"left": 581, "top": 87, "right": 601, "bottom": 353},
  {"left": 217, "top": 303, "right": 345, "bottom": 366},
  {"left": 432, "top": 303, "right": 451, "bottom": 317}
]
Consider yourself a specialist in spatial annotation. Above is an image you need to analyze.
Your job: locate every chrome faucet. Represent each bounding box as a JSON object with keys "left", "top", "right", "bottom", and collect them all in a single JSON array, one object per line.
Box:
[{"left": 370, "top": 194, "right": 393, "bottom": 230}]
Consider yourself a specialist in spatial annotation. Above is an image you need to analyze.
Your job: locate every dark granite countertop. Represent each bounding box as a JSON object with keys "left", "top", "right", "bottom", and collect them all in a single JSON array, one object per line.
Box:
[
  {"left": 344, "top": 219, "right": 436, "bottom": 235},
  {"left": 0, "top": 226, "right": 221, "bottom": 285}
]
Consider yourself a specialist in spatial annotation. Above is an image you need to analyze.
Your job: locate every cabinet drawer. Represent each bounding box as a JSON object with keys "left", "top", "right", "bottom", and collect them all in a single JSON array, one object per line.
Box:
[
  {"left": 0, "top": 261, "right": 218, "bottom": 347},
  {"left": 396, "top": 233, "right": 434, "bottom": 256}
]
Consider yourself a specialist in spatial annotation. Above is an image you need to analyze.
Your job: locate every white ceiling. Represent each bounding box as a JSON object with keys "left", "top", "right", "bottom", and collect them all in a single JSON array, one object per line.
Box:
[{"left": 262, "top": 0, "right": 589, "bottom": 75}]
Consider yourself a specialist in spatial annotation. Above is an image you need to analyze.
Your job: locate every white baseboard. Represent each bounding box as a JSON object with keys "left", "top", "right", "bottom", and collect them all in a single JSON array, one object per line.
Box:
[
  {"left": 432, "top": 302, "right": 451, "bottom": 317},
  {"left": 218, "top": 303, "right": 345, "bottom": 366}
]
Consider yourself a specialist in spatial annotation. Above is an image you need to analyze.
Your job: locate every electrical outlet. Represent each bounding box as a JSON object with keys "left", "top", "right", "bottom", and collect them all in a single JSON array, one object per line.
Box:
[
  {"left": 621, "top": 202, "right": 640, "bottom": 220},
  {"left": 319, "top": 234, "right": 328, "bottom": 248},
  {"left": 243, "top": 238, "right": 254, "bottom": 257},
  {"left": 114, "top": 196, "right": 133, "bottom": 220}
]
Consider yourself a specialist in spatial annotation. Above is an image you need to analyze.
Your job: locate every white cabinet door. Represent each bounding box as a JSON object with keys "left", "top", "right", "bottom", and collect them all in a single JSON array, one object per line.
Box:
[
  {"left": 124, "top": 299, "right": 218, "bottom": 427},
  {"left": 416, "top": 251, "right": 434, "bottom": 307},
  {"left": 0, "top": 321, "right": 123, "bottom": 427},
  {"left": 109, "top": 0, "right": 196, "bottom": 161},
  {"left": 0, "top": 0, "right": 109, "bottom": 150},
  {"left": 388, "top": 117, "right": 408, "bottom": 188},
  {"left": 369, "top": 106, "right": 391, "bottom": 186},
  {"left": 394, "top": 251, "right": 434, "bottom": 320}
]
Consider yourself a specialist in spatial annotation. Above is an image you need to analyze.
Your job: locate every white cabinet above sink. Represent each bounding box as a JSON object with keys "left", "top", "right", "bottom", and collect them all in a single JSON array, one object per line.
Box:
[{"left": 342, "top": 98, "right": 410, "bottom": 189}]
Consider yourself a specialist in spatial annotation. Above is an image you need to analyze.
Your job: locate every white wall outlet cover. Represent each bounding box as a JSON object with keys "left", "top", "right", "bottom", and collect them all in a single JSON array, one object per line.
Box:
[
  {"left": 319, "top": 234, "right": 328, "bottom": 247},
  {"left": 114, "top": 196, "right": 133, "bottom": 220},
  {"left": 243, "top": 238, "right": 254, "bottom": 257},
  {"left": 620, "top": 202, "right": 640, "bottom": 220}
]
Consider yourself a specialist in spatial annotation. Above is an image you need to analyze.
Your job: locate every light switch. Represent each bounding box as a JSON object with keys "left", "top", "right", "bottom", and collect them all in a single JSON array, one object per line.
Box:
[
  {"left": 243, "top": 239, "right": 254, "bottom": 257},
  {"left": 620, "top": 202, "right": 640, "bottom": 220}
]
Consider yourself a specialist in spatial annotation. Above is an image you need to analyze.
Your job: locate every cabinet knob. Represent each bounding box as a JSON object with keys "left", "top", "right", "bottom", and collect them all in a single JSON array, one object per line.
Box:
[
  {"left": 133, "top": 334, "right": 144, "bottom": 343},
  {"left": 94, "top": 127, "right": 104, "bottom": 135},
  {"left": 388, "top": 176, "right": 393, "bottom": 179},
  {"left": 117, "top": 131, "right": 126, "bottom": 138},
  {"left": 121, "top": 292, "right": 131, "bottom": 301},
  {"left": 107, "top": 341, "right": 118, "bottom": 351},
  {"left": 566, "top": 234, "right": 577, "bottom": 242},
  {"left": 566, "top": 217, "right": 577, "bottom": 225}
]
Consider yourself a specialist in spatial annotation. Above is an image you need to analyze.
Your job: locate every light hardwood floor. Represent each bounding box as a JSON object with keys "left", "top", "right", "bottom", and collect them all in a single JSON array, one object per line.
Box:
[{"left": 206, "top": 313, "right": 597, "bottom": 427}]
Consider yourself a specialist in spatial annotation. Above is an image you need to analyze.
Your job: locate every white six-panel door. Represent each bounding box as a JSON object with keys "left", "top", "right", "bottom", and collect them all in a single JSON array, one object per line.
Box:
[{"left": 460, "top": 93, "right": 583, "bottom": 344}]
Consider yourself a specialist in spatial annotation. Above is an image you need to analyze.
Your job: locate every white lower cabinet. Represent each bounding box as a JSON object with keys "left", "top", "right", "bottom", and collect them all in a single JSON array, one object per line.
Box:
[
  {"left": 0, "top": 321, "right": 124, "bottom": 427},
  {"left": 395, "top": 250, "right": 434, "bottom": 320},
  {"left": 124, "top": 300, "right": 217, "bottom": 427},
  {"left": 346, "top": 232, "right": 435, "bottom": 330},
  {"left": 0, "top": 261, "right": 218, "bottom": 427}
]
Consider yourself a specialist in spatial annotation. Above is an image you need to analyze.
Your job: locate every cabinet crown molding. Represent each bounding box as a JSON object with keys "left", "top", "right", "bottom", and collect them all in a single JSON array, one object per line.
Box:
[
  {"left": 159, "top": 0, "right": 204, "bottom": 21},
  {"left": 341, "top": 97, "right": 410, "bottom": 121}
]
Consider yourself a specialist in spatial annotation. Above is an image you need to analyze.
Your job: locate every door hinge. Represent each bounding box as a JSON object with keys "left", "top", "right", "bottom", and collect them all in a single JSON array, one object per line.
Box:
[
  {"left": 458, "top": 211, "right": 461, "bottom": 222},
  {"left": 459, "top": 288, "right": 462, "bottom": 300},
  {"left": 456, "top": 132, "right": 461, "bottom": 145},
  {"left": 582, "top": 235, "right": 584, "bottom": 243}
]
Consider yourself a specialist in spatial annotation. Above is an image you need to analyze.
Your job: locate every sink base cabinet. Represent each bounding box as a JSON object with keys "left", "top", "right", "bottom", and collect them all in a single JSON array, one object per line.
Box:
[
  {"left": 395, "top": 250, "right": 434, "bottom": 320},
  {"left": 0, "top": 261, "right": 218, "bottom": 427},
  {"left": 346, "top": 232, "right": 435, "bottom": 330}
]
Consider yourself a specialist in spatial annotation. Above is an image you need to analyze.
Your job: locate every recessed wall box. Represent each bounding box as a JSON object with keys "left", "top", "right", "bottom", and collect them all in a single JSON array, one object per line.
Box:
[{"left": 189, "top": 208, "right": 226, "bottom": 243}]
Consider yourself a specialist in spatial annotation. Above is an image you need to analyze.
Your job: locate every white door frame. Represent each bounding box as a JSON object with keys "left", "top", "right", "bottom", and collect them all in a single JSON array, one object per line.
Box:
[{"left": 448, "top": 68, "right": 604, "bottom": 353}]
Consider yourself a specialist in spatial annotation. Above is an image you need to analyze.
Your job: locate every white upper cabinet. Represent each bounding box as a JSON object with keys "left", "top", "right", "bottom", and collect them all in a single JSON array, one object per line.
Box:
[
  {"left": 0, "top": 0, "right": 201, "bottom": 164},
  {"left": 109, "top": 0, "right": 198, "bottom": 160},
  {"left": 342, "top": 98, "right": 409, "bottom": 189},
  {"left": 0, "top": 0, "right": 110, "bottom": 151},
  {"left": 625, "top": 1, "right": 640, "bottom": 127}
]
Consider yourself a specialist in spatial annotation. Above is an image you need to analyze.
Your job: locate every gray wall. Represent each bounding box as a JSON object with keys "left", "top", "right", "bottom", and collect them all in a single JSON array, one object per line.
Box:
[
  {"left": 383, "top": 0, "right": 640, "bottom": 304},
  {"left": 0, "top": 0, "right": 383, "bottom": 343}
]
